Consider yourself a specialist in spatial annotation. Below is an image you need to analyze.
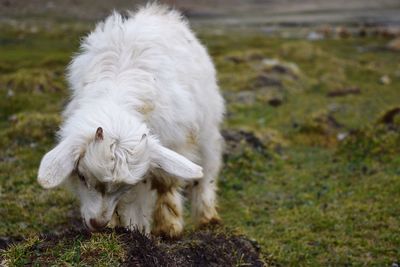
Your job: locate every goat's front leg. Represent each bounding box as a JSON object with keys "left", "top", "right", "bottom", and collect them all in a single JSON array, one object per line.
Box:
[
  {"left": 190, "top": 177, "right": 220, "bottom": 227},
  {"left": 151, "top": 177, "right": 183, "bottom": 238},
  {"left": 190, "top": 134, "right": 222, "bottom": 227},
  {"left": 110, "top": 181, "right": 155, "bottom": 233}
]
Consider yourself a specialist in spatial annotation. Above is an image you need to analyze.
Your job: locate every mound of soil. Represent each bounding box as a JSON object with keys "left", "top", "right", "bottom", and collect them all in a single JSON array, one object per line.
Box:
[
  {"left": 222, "top": 129, "right": 268, "bottom": 158},
  {"left": 2, "top": 226, "right": 268, "bottom": 266},
  {"left": 120, "top": 228, "right": 266, "bottom": 266}
]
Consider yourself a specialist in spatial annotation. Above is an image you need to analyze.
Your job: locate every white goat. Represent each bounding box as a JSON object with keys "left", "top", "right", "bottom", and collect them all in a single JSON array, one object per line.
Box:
[{"left": 38, "top": 4, "right": 224, "bottom": 237}]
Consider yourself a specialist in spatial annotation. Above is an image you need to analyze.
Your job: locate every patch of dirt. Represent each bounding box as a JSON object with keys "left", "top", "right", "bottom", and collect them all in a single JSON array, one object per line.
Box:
[
  {"left": 225, "top": 55, "right": 246, "bottom": 64},
  {"left": 253, "top": 74, "right": 282, "bottom": 88},
  {"left": 293, "top": 110, "right": 344, "bottom": 147},
  {"left": 296, "top": 111, "right": 342, "bottom": 135},
  {"left": 224, "top": 88, "right": 285, "bottom": 107},
  {"left": 0, "top": 236, "right": 24, "bottom": 251},
  {"left": 327, "top": 87, "right": 361, "bottom": 97},
  {"left": 222, "top": 128, "right": 289, "bottom": 158},
  {"left": 233, "top": 91, "right": 256, "bottom": 105},
  {"left": 314, "top": 114, "right": 342, "bottom": 130},
  {"left": 268, "top": 97, "right": 283, "bottom": 107},
  {"left": 222, "top": 57, "right": 300, "bottom": 108},
  {"left": 121, "top": 227, "right": 268, "bottom": 266},
  {"left": 222, "top": 129, "right": 267, "bottom": 158},
  {"left": 378, "top": 107, "right": 400, "bottom": 125},
  {"left": 2, "top": 226, "right": 269, "bottom": 266},
  {"left": 161, "top": 229, "right": 267, "bottom": 267}
]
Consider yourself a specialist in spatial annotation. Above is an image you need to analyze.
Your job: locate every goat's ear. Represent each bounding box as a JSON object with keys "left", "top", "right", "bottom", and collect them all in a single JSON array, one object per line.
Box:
[
  {"left": 38, "top": 138, "right": 75, "bottom": 189},
  {"left": 150, "top": 141, "right": 203, "bottom": 180},
  {"left": 95, "top": 127, "right": 104, "bottom": 141}
]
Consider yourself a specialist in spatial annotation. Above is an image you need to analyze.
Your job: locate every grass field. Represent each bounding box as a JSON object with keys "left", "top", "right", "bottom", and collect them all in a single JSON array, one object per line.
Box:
[{"left": 0, "top": 22, "right": 399, "bottom": 265}]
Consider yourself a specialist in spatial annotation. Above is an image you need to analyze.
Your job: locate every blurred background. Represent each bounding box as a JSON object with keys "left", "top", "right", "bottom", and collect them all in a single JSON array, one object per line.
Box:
[
  {"left": 1, "top": 0, "right": 400, "bottom": 26},
  {"left": 1, "top": 0, "right": 400, "bottom": 42}
]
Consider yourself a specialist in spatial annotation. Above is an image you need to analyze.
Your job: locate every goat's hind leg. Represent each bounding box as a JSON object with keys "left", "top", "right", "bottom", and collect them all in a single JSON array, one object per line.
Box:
[{"left": 151, "top": 177, "right": 184, "bottom": 238}]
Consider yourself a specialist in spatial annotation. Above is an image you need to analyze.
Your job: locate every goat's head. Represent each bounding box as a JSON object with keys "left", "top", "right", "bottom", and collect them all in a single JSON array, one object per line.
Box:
[{"left": 38, "top": 126, "right": 203, "bottom": 231}]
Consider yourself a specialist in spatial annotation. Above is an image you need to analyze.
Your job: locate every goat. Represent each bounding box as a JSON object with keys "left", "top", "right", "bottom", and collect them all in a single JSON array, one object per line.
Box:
[{"left": 37, "top": 4, "right": 224, "bottom": 237}]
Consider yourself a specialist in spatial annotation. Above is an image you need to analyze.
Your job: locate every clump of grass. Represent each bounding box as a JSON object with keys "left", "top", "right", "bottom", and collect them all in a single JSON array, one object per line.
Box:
[
  {"left": 1, "top": 230, "right": 125, "bottom": 266},
  {"left": 292, "top": 109, "right": 343, "bottom": 147},
  {"left": 80, "top": 232, "right": 126, "bottom": 265},
  {"left": 1, "top": 112, "right": 61, "bottom": 147},
  {"left": 338, "top": 107, "right": 400, "bottom": 163},
  {"left": 0, "top": 68, "right": 64, "bottom": 94},
  {"left": 280, "top": 41, "right": 324, "bottom": 61},
  {"left": 1, "top": 235, "right": 40, "bottom": 266},
  {"left": 297, "top": 110, "right": 342, "bottom": 135}
]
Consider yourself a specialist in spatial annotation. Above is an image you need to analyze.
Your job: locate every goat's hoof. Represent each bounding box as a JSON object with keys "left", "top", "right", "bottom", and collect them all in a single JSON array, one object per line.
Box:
[
  {"left": 152, "top": 223, "right": 183, "bottom": 239},
  {"left": 197, "top": 216, "right": 222, "bottom": 229}
]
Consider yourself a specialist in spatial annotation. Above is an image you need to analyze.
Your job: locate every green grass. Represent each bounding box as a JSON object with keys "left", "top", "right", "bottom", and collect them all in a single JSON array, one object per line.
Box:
[{"left": 1, "top": 23, "right": 399, "bottom": 265}]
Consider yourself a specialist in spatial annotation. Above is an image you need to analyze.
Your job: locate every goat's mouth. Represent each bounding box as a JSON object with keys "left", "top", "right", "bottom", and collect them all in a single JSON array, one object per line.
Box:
[{"left": 82, "top": 218, "right": 109, "bottom": 232}]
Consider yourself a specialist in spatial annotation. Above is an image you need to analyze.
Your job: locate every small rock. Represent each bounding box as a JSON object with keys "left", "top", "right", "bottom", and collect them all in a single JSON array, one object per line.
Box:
[
  {"left": 30, "top": 142, "right": 38, "bottom": 148},
  {"left": 387, "top": 37, "right": 400, "bottom": 51},
  {"left": 337, "top": 132, "right": 348, "bottom": 141},
  {"left": 327, "top": 103, "right": 341, "bottom": 112},
  {"left": 307, "top": 31, "right": 324, "bottom": 41},
  {"left": 262, "top": 58, "right": 280, "bottom": 67},
  {"left": 29, "top": 26, "right": 38, "bottom": 34},
  {"left": 380, "top": 75, "right": 391, "bottom": 85},
  {"left": 7, "top": 89, "right": 14, "bottom": 97},
  {"left": 235, "top": 91, "right": 256, "bottom": 105},
  {"left": 8, "top": 114, "right": 18, "bottom": 122},
  {"left": 18, "top": 222, "right": 28, "bottom": 229},
  {"left": 262, "top": 58, "right": 300, "bottom": 78}
]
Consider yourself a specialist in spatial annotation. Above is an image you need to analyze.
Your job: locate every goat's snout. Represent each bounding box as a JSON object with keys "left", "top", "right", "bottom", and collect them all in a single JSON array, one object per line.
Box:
[{"left": 89, "top": 218, "right": 108, "bottom": 231}]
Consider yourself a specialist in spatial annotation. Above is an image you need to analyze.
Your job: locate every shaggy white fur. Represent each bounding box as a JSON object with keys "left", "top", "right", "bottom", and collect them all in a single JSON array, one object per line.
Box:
[{"left": 38, "top": 4, "right": 224, "bottom": 236}]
